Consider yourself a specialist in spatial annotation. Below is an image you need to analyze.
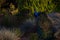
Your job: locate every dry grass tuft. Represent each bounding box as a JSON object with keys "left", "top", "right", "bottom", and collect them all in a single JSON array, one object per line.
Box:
[
  {"left": 0, "top": 28, "right": 20, "bottom": 40},
  {"left": 54, "top": 30, "right": 60, "bottom": 40}
]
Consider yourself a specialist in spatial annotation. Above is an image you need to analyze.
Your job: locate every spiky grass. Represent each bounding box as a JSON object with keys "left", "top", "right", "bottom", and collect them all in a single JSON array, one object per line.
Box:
[{"left": 0, "top": 28, "right": 20, "bottom": 40}]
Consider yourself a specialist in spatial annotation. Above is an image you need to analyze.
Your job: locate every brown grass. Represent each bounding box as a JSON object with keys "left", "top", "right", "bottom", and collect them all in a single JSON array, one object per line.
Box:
[
  {"left": 54, "top": 30, "right": 60, "bottom": 40},
  {"left": 0, "top": 28, "right": 20, "bottom": 40}
]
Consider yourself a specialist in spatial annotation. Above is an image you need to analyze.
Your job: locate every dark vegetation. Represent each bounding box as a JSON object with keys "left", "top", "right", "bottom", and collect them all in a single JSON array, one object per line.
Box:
[{"left": 0, "top": 0, "right": 60, "bottom": 40}]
